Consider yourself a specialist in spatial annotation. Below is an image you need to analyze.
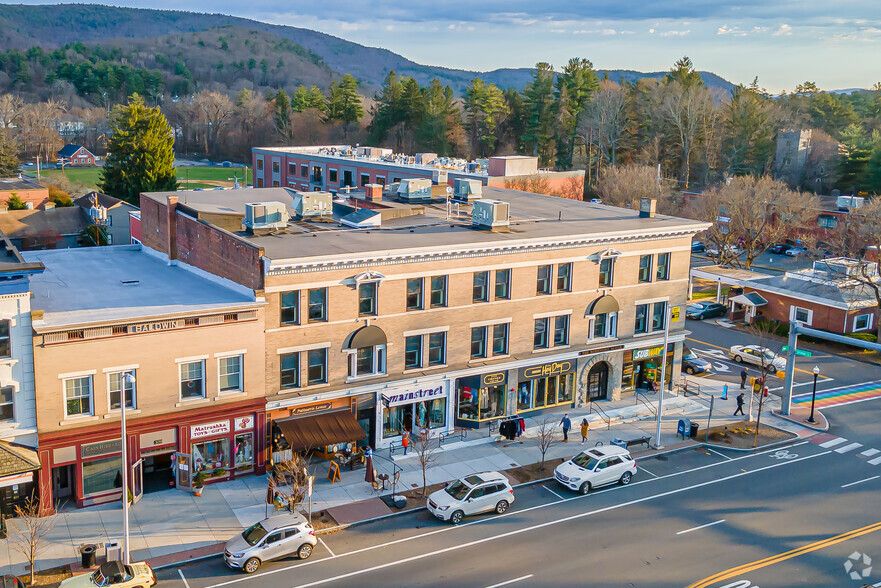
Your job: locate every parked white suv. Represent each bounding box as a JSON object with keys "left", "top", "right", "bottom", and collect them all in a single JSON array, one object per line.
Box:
[
  {"left": 224, "top": 513, "right": 317, "bottom": 573},
  {"left": 427, "top": 471, "right": 514, "bottom": 524},
  {"left": 555, "top": 445, "right": 637, "bottom": 494}
]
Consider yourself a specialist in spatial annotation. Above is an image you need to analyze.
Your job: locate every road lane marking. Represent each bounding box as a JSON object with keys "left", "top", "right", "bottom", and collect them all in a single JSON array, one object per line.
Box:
[
  {"left": 638, "top": 466, "right": 658, "bottom": 478},
  {"left": 283, "top": 451, "right": 832, "bottom": 588},
  {"left": 688, "top": 519, "right": 881, "bottom": 588},
  {"left": 861, "top": 448, "right": 880, "bottom": 457},
  {"left": 819, "top": 437, "right": 847, "bottom": 448},
  {"left": 706, "top": 448, "right": 732, "bottom": 461},
  {"left": 868, "top": 456, "right": 881, "bottom": 465},
  {"left": 485, "top": 575, "right": 534, "bottom": 588},
  {"left": 177, "top": 570, "right": 191, "bottom": 588},
  {"left": 318, "top": 537, "right": 336, "bottom": 558},
  {"left": 200, "top": 440, "right": 815, "bottom": 588},
  {"left": 841, "top": 476, "right": 880, "bottom": 489},
  {"left": 685, "top": 336, "right": 832, "bottom": 379},
  {"left": 542, "top": 485, "right": 564, "bottom": 499},
  {"left": 677, "top": 519, "right": 726, "bottom": 535},
  {"left": 835, "top": 442, "right": 863, "bottom": 453}
]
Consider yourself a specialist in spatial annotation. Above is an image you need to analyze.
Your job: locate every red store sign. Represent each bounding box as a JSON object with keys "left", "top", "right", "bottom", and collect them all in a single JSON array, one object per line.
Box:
[{"left": 190, "top": 420, "right": 231, "bottom": 440}]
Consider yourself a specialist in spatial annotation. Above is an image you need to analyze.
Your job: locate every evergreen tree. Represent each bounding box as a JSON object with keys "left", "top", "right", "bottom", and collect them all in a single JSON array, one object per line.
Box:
[
  {"left": 418, "top": 80, "right": 460, "bottom": 156},
  {"left": 367, "top": 71, "right": 406, "bottom": 145},
  {"left": 723, "top": 80, "right": 776, "bottom": 176},
  {"left": 291, "top": 85, "right": 326, "bottom": 113},
  {"left": 666, "top": 56, "right": 704, "bottom": 88},
  {"left": 554, "top": 58, "right": 598, "bottom": 169},
  {"left": 521, "top": 62, "right": 557, "bottom": 165},
  {"left": 99, "top": 94, "right": 176, "bottom": 205},
  {"left": 0, "top": 132, "right": 20, "bottom": 177},
  {"left": 464, "top": 78, "right": 509, "bottom": 157},
  {"left": 272, "top": 89, "right": 294, "bottom": 141},
  {"left": 325, "top": 74, "right": 363, "bottom": 139}
]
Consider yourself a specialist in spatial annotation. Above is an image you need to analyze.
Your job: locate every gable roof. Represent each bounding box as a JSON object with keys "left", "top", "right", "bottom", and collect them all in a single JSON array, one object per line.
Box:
[
  {"left": 744, "top": 272, "right": 879, "bottom": 310},
  {"left": 0, "top": 207, "right": 90, "bottom": 239},
  {"left": 74, "top": 191, "right": 134, "bottom": 211},
  {"left": 57, "top": 144, "right": 90, "bottom": 158},
  {"left": 0, "top": 440, "right": 40, "bottom": 477}
]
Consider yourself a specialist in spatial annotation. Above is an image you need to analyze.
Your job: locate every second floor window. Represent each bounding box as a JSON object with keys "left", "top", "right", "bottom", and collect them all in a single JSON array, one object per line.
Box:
[
  {"left": 359, "top": 282, "right": 378, "bottom": 316},
  {"left": 349, "top": 345, "right": 386, "bottom": 377},
  {"left": 328, "top": 169, "right": 338, "bottom": 183},
  {"left": 492, "top": 323, "right": 509, "bottom": 355},
  {"left": 638, "top": 255, "right": 653, "bottom": 283},
  {"left": 495, "top": 269, "right": 511, "bottom": 300},
  {"left": 405, "top": 336, "right": 423, "bottom": 369},
  {"left": 473, "top": 271, "right": 489, "bottom": 303},
  {"left": 180, "top": 361, "right": 205, "bottom": 399},
  {"left": 534, "top": 318, "right": 549, "bottom": 349},
  {"left": 536, "top": 265, "right": 552, "bottom": 295},
  {"left": 308, "top": 288, "right": 327, "bottom": 322},
  {"left": 280, "top": 291, "right": 299, "bottom": 325},
  {"left": 635, "top": 304, "right": 648, "bottom": 334},
  {"left": 300, "top": 164, "right": 308, "bottom": 177},
  {"left": 108, "top": 370, "right": 136, "bottom": 410},
  {"left": 0, "top": 386, "right": 12, "bottom": 421},
  {"left": 428, "top": 332, "right": 446, "bottom": 365},
  {"left": 471, "top": 326, "right": 487, "bottom": 358},
  {"left": 592, "top": 312, "right": 618, "bottom": 339},
  {"left": 430, "top": 276, "right": 447, "bottom": 307},
  {"left": 280, "top": 352, "right": 300, "bottom": 389},
  {"left": 64, "top": 375, "right": 93, "bottom": 417},
  {"left": 219, "top": 355, "right": 243, "bottom": 392},
  {"left": 656, "top": 253, "right": 670, "bottom": 281},
  {"left": 0, "top": 319, "right": 9, "bottom": 358},
  {"left": 600, "top": 258, "right": 614, "bottom": 287},
  {"left": 557, "top": 263, "right": 572, "bottom": 292},
  {"left": 652, "top": 302, "right": 667, "bottom": 331},
  {"left": 307, "top": 349, "right": 327, "bottom": 385},
  {"left": 554, "top": 315, "right": 570, "bottom": 346},
  {"left": 407, "top": 278, "right": 423, "bottom": 311}
]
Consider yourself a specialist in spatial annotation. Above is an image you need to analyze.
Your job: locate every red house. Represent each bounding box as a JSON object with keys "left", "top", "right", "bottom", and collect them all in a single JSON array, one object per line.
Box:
[{"left": 57, "top": 144, "right": 96, "bottom": 166}]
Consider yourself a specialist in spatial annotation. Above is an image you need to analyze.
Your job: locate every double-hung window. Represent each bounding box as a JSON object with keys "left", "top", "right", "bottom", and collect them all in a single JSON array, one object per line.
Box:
[
  {"left": 495, "top": 269, "right": 511, "bottom": 300},
  {"left": 359, "top": 282, "right": 378, "bottom": 316},
  {"left": 308, "top": 288, "right": 327, "bottom": 322},
  {"left": 180, "top": 361, "right": 205, "bottom": 399},
  {"left": 108, "top": 370, "right": 136, "bottom": 410},
  {"left": 557, "top": 263, "right": 572, "bottom": 292},
  {"left": 307, "top": 349, "right": 327, "bottom": 385},
  {"left": 406, "top": 278, "right": 423, "bottom": 311},
  {"left": 64, "top": 375, "right": 93, "bottom": 417},
  {"left": 553, "top": 315, "right": 570, "bottom": 346},
  {"left": 536, "top": 265, "right": 552, "bottom": 295},
  {"left": 638, "top": 255, "right": 653, "bottom": 283},
  {"left": 0, "top": 386, "right": 12, "bottom": 420},
  {"left": 280, "top": 353, "right": 300, "bottom": 388},
  {"left": 652, "top": 302, "right": 667, "bottom": 331},
  {"left": 599, "top": 258, "right": 614, "bottom": 287},
  {"left": 591, "top": 312, "right": 618, "bottom": 340},
  {"left": 405, "top": 336, "right": 423, "bottom": 369},
  {"left": 634, "top": 304, "right": 648, "bottom": 334},
  {"left": 430, "top": 276, "right": 447, "bottom": 307},
  {"left": 428, "top": 332, "right": 446, "bottom": 366},
  {"left": 0, "top": 320, "right": 9, "bottom": 357},
  {"left": 471, "top": 326, "right": 488, "bottom": 358},
  {"left": 656, "top": 253, "right": 670, "bottom": 281},
  {"left": 219, "top": 355, "right": 243, "bottom": 392},
  {"left": 492, "top": 323, "right": 509, "bottom": 355},
  {"left": 349, "top": 345, "right": 386, "bottom": 378},
  {"left": 473, "top": 271, "right": 489, "bottom": 303},
  {"left": 280, "top": 291, "right": 299, "bottom": 325},
  {"left": 534, "top": 318, "right": 549, "bottom": 349},
  {"left": 405, "top": 332, "right": 447, "bottom": 368}
]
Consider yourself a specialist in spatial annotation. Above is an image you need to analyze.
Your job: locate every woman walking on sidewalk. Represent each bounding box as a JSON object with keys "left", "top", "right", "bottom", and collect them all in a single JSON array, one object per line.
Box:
[{"left": 580, "top": 419, "right": 589, "bottom": 444}]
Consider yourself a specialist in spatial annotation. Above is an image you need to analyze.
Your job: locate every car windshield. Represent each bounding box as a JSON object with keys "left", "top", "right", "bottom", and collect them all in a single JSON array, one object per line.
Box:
[
  {"left": 683, "top": 352, "right": 698, "bottom": 360},
  {"left": 242, "top": 522, "right": 268, "bottom": 546},
  {"left": 91, "top": 570, "right": 107, "bottom": 587},
  {"left": 761, "top": 349, "right": 777, "bottom": 360},
  {"left": 445, "top": 479, "right": 471, "bottom": 500},
  {"left": 571, "top": 452, "right": 600, "bottom": 470},
  {"left": 687, "top": 303, "right": 704, "bottom": 310}
]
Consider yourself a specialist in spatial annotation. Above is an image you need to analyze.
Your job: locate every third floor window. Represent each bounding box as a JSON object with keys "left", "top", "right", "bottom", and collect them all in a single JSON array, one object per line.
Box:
[
  {"left": 473, "top": 271, "right": 489, "bottom": 303},
  {"left": 359, "top": 282, "right": 378, "bottom": 316},
  {"left": 536, "top": 265, "right": 552, "bottom": 295},
  {"left": 638, "top": 255, "right": 653, "bottom": 283},
  {"left": 557, "top": 263, "right": 572, "bottom": 292},
  {"left": 280, "top": 291, "right": 299, "bottom": 325},
  {"left": 656, "top": 253, "right": 670, "bottom": 281},
  {"left": 308, "top": 288, "right": 327, "bottom": 322},
  {"left": 495, "top": 269, "right": 511, "bottom": 300},
  {"left": 599, "top": 258, "right": 614, "bottom": 287},
  {"left": 406, "top": 278, "right": 423, "bottom": 311},
  {"left": 430, "top": 276, "right": 448, "bottom": 308}
]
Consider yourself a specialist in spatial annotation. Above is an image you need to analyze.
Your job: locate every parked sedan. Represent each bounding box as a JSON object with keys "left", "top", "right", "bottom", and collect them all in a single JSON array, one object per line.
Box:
[
  {"left": 554, "top": 445, "right": 637, "bottom": 494},
  {"left": 682, "top": 347, "right": 712, "bottom": 375},
  {"left": 705, "top": 244, "right": 743, "bottom": 257},
  {"left": 728, "top": 345, "right": 786, "bottom": 372},
  {"left": 691, "top": 241, "right": 706, "bottom": 253},
  {"left": 686, "top": 301, "right": 727, "bottom": 320},
  {"left": 60, "top": 562, "right": 155, "bottom": 588},
  {"left": 785, "top": 246, "right": 808, "bottom": 257},
  {"left": 767, "top": 243, "right": 794, "bottom": 255}
]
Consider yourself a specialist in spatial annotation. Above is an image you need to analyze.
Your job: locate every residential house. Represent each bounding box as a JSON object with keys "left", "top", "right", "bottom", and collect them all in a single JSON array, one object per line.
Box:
[
  {"left": 0, "top": 177, "right": 50, "bottom": 209},
  {"left": 0, "top": 205, "right": 91, "bottom": 250},
  {"left": 74, "top": 192, "right": 138, "bottom": 245},
  {"left": 56, "top": 144, "right": 96, "bottom": 167}
]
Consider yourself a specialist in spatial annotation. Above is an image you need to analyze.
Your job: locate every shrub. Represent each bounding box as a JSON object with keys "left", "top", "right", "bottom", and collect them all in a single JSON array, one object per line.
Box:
[
  {"left": 47, "top": 184, "right": 73, "bottom": 207},
  {"left": 847, "top": 332, "right": 878, "bottom": 343},
  {"left": 5, "top": 193, "right": 27, "bottom": 210}
]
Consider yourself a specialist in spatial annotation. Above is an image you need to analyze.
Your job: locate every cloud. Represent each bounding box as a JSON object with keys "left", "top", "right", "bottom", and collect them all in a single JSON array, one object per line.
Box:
[
  {"left": 601, "top": 28, "right": 617, "bottom": 35},
  {"left": 659, "top": 29, "right": 691, "bottom": 36},
  {"left": 773, "top": 23, "right": 793, "bottom": 36},
  {"left": 648, "top": 28, "right": 655, "bottom": 34}
]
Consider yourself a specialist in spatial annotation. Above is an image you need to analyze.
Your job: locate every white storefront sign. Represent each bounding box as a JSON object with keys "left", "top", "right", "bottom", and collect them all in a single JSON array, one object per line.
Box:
[
  {"left": 234, "top": 415, "right": 254, "bottom": 431},
  {"left": 190, "top": 419, "right": 230, "bottom": 440},
  {"left": 384, "top": 385, "right": 446, "bottom": 407}
]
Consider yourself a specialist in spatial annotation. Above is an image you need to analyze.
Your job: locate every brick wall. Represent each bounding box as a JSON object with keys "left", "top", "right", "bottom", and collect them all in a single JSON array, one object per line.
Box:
[{"left": 749, "top": 288, "right": 851, "bottom": 333}]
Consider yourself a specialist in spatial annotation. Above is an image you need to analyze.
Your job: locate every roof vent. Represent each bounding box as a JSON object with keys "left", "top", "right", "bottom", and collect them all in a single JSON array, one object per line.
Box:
[{"left": 472, "top": 199, "right": 510, "bottom": 230}]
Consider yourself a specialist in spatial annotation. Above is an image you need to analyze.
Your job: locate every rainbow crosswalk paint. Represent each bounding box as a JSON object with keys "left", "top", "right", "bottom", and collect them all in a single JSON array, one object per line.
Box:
[{"left": 793, "top": 380, "right": 881, "bottom": 409}]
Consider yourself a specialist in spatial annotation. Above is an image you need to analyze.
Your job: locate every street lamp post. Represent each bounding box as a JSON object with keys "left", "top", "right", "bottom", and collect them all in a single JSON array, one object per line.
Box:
[
  {"left": 807, "top": 366, "right": 820, "bottom": 424},
  {"left": 121, "top": 372, "right": 135, "bottom": 564}
]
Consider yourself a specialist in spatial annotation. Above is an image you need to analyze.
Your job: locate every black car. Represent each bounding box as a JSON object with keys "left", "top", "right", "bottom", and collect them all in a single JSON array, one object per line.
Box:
[
  {"left": 768, "top": 243, "right": 793, "bottom": 255},
  {"left": 686, "top": 301, "right": 727, "bottom": 320},
  {"left": 691, "top": 241, "right": 706, "bottom": 253},
  {"left": 681, "top": 347, "right": 712, "bottom": 375},
  {"left": 0, "top": 576, "right": 24, "bottom": 588}
]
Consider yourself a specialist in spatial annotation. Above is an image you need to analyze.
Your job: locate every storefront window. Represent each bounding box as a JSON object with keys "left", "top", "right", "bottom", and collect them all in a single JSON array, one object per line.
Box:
[
  {"left": 384, "top": 398, "right": 447, "bottom": 438},
  {"left": 515, "top": 373, "right": 575, "bottom": 412},
  {"left": 457, "top": 384, "right": 505, "bottom": 421},
  {"left": 383, "top": 405, "right": 406, "bottom": 438},
  {"left": 234, "top": 433, "right": 254, "bottom": 470},
  {"left": 192, "top": 438, "right": 230, "bottom": 474},
  {"left": 82, "top": 455, "right": 122, "bottom": 496}
]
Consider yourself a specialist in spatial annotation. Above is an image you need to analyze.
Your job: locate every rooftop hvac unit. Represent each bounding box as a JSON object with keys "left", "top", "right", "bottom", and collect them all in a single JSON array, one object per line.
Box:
[
  {"left": 243, "top": 202, "right": 290, "bottom": 230},
  {"left": 293, "top": 191, "right": 333, "bottom": 218},
  {"left": 472, "top": 199, "right": 509, "bottom": 230},
  {"left": 432, "top": 169, "right": 448, "bottom": 185},
  {"left": 397, "top": 178, "right": 433, "bottom": 203},
  {"left": 416, "top": 153, "right": 437, "bottom": 165},
  {"left": 453, "top": 179, "right": 482, "bottom": 202},
  {"left": 836, "top": 195, "right": 865, "bottom": 211}
]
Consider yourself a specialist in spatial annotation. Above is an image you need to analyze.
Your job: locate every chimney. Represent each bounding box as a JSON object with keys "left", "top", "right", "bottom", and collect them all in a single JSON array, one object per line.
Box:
[
  {"left": 364, "top": 184, "right": 382, "bottom": 202},
  {"left": 166, "top": 195, "right": 178, "bottom": 263},
  {"left": 42, "top": 201, "right": 55, "bottom": 211},
  {"left": 639, "top": 198, "right": 657, "bottom": 219}
]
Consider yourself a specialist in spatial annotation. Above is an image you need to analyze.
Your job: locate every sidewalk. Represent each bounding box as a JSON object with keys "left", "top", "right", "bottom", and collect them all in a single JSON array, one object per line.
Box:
[{"left": 0, "top": 380, "right": 814, "bottom": 576}]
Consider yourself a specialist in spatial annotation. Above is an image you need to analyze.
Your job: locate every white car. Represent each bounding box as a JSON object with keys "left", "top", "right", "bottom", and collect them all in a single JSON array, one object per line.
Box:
[
  {"left": 427, "top": 471, "right": 514, "bottom": 524},
  {"left": 728, "top": 345, "right": 786, "bottom": 372},
  {"left": 554, "top": 445, "right": 637, "bottom": 494},
  {"left": 705, "top": 244, "right": 743, "bottom": 257}
]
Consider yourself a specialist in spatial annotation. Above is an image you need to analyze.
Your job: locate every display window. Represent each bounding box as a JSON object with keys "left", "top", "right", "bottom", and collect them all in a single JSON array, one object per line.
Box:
[
  {"left": 383, "top": 398, "right": 447, "bottom": 437},
  {"left": 516, "top": 373, "right": 575, "bottom": 412},
  {"left": 457, "top": 384, "right": 505, "bottom": 421},
  {"left": 234, "top": 433, "right": 254, "bottom": 471},
  {"left": 82, "top": 455, "right": 122, "bottom": 497},
  {"left": 192, "top": 438, "right": 230, "bottom": 475}
]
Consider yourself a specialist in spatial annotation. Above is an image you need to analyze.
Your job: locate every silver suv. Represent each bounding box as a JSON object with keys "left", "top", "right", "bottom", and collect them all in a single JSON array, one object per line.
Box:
[
  {"left": 426, "top": 471, "right": 515, "bottom": 524},
  {"left": 224, "top": 513, "right": 317, "bottom": 573}
]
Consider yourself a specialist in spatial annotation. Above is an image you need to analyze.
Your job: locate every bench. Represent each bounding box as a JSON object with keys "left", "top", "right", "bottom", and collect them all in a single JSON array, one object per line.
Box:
[{"left": 611, "top": 435, "right": 652, "bottom": 450}]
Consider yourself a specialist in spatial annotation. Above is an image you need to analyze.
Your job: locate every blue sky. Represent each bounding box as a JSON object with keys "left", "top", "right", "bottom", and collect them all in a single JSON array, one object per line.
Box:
[{"left": 18, "top": 1, "right": 881, "bottom": 92}]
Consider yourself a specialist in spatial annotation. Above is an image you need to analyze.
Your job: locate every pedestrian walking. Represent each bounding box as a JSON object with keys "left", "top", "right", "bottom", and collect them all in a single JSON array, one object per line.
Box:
[
  {"left": 560, "top": 413, "right": 572, "bottom": 442},
  {"left": 734, "top": 393, "right": 745, "bottom": 416},
  {"left": 580, "top": 418, "right": 589, "bottom": 444},
  {"left": 740, "top": 367, "right": 748, "bottom": 389},
  {"left": 402, "top": 430, "right": 410, "bottom": 455}
]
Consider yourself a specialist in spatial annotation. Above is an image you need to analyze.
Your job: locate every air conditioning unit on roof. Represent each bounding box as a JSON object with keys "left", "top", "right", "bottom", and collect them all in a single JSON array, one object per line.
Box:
[{"left": 243, "top": 202, "right": 290, "bottom": 231}]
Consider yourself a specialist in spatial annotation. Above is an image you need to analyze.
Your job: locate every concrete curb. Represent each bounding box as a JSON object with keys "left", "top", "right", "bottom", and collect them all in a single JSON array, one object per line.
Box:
[
  {"left": 700, "top": 430, "right": 815, "bottom": 453},
  {"left": 772, "top": 410, "right": 830, "bottom": 432}
]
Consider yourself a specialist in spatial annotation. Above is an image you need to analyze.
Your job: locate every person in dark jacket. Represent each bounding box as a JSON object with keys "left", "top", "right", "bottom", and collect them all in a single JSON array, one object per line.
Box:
[
  {"left": 740, "top": 367, "right": 749, "bottom": 389},
  {"left": 560, "top": 414, "right": 572, "bottom": 442},
  {"left": 734, "top": 393, "right": 745, "bottom": 416}
]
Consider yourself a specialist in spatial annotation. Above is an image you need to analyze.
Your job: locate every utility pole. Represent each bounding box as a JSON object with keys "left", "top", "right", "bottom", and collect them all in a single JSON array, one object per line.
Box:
[{"left": 654, "top": 304, "right": 671, "bottom": 448}]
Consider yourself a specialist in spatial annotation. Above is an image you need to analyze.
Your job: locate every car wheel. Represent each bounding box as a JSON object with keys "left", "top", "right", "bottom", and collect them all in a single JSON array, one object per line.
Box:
[
  {"left": 619, "top": 472, "right": 632, "bottom": 485},
  {"left": 579, "top": 482, "right": 591, "bottom": 495},
  {"left": 298, "top": 543, "right": 313, "bottom": 560},
  {"left": 685, "top": 366, "right": 695, "bottom": 375},
  {"left": 243, "top": 558, "right": 261, "bottom": 574},
  {"left": 733, "top": 355, "right": 743, "bottom": 363},
  {"left": 450, "top": 510, "right": 464, "bottom": 525},
  {"left": 495, "top": 500, "right": 509, "bottom": 514}
]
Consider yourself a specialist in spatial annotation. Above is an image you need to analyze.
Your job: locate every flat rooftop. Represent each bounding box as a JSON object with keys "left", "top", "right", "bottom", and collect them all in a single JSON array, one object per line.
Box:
[
  {"left": 23, "top": 245, "right": 258, "bottom": 329},
  {"left": 144, "top": 186, "right": 709, "bottom": 266},
  {"left": 0, "top": 177, "right": 45, "bottom": 192}
]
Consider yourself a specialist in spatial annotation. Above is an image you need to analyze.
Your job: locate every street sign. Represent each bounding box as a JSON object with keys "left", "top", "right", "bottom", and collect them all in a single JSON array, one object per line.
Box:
[
  {"left": 782, "top": 345, "right": 790, "bottom": 351},
  {"left": 795, "top": 349, "right": 812, "bottom": 357},
  {"left": 671, "top": 306, "right": 680, "bottom": 322}
]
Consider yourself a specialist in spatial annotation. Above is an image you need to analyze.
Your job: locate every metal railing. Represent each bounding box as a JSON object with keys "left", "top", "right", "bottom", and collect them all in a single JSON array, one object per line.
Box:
[
  {"left": 372, "top": 451, "right": 403, "bottom": 496},
  {"left": 635, "top": 391, "right": 658, "bottom": 416},
  {"left": 588, "top": 401, "right": 611, "bottom": 430}
]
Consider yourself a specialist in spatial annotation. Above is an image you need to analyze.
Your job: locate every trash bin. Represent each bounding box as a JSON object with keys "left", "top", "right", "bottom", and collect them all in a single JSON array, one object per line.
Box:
[
  {"left": 690, "top": 422, "right": 700, "bottom": 439},
  {"left": 80, "top": 544, "right": 97, "bottom": 568},
  {"left": 105, "top": 541, "right": 121, "bottom": 563},
  {"left": 610, "top": 438, "right": 626, "bottom": 448}
]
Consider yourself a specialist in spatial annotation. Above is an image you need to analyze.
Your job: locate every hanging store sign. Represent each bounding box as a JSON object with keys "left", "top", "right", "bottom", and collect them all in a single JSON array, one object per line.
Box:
[
  {"left": 290, "top": 402, "right": 333, "bottom": 416},
  {"left": 481, "top": 372, "right": 507, "bottom": 386},
  {"left": 385, "top": 385, "right": 446, "bottom": 407},
  {"left": 633, "top": 346, "right": 665, "bottom": 361},
  {"left": 190, "top": 420, "right": 231, "bottom": 440},
  {"left": 234, "top": 415, "right": 254, "bottom": 431},
  {"left": 520, "top": 360, "right": 574, "bottom": 381},
  {"left": 81, "top": 439, "right": 122, "bottom": 459}
]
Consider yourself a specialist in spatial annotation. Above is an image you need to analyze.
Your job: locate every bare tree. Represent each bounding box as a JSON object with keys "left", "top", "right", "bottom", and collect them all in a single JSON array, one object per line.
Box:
[
  {"left": 580, "top": 80, "right": 628, "bottom": 167},
  {"left": 535, "top": 417, "right": 560, "bottom": 471},
  {"left": 595, "top": 164, "right": 675, "bottom": 210},
  {"left": 6, "top": 494, "right": 59, "bottom": 586},
  {"left": 413, "top": 427, "right": 440, "bottom": 497},
  {"left": 269, "top": 454, "right": 311, "bottom": 513},
  {"left": 0, "top": 93, "right": 22, "bottom": 132},
  {"left": 743, "top": 321, "right": 786, "bottom": 443},
  {"left": 660, "top": 83, "right": 717, "bottom": 188},
  {"left": 193, "top": 90, "right": 234, "bottom": 158}
]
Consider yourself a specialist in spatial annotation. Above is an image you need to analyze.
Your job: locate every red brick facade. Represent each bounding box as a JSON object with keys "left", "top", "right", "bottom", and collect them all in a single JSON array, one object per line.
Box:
[{"left": 748, "top": 287, "right": 878, "bottom": 335}]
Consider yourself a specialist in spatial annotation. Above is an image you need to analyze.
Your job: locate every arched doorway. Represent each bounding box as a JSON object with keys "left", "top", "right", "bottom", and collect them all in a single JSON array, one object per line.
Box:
[{"left": 586, "top": 362, "right": 609, "bottom": 401}]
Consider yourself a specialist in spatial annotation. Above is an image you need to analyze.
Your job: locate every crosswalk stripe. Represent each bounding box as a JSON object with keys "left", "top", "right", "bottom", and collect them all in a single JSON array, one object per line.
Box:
[
  {"left": 819, "top": 437, "right": 847, "bottom": 448},
  {"left": 835, "top": 443, "right": 863, "bottom": 454},
  {"left": 862, "top": 449, "right": 881, "bottom": 457},
  {"left": 868, "top": 456, "right": 881, "bottom": 466}
]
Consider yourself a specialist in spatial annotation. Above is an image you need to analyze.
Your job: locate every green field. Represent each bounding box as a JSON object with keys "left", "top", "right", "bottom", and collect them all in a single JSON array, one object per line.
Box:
[{"left": 28, "top": 165, "right": 252, "bottom": 192}]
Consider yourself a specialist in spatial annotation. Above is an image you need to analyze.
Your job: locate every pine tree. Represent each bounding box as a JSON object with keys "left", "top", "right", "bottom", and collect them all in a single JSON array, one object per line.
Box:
[
  {"left": 554, "top": 58, "right": 598, "bottom": 169},
  {"left": 521, "top": 62, "right": 557, "bottom": 165},
  {"left": 0, "top": 132, "right": 19, "bottom": 177},
  {"left": 99, "top": 94, "right": 176, "bottom": 205},
  {"left": 464, "top": 78, "right": 508, "bottom": 157},
  {"left": 325, "top": 74, "right": 363, "bottom": 139}
]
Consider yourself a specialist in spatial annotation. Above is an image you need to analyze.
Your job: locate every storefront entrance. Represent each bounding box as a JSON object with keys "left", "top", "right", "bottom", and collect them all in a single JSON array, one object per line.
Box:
[
  {"left": 586, "top": 362, "right": 609, "bottom": 401},
  {"left": 378, "top": 381, "right": 449, "bottom": 446},
  {"left": 516, "top": 360, "right": 575, "bottom": 415},
  {"left": 141, "top": 452, "right": 174, "bottom": 493},
  {"left": 456, "top": 372, "right": 507, "bottom": 427},
  {"left": 622, "top": 345, "right": 674, "bottom": 392}
]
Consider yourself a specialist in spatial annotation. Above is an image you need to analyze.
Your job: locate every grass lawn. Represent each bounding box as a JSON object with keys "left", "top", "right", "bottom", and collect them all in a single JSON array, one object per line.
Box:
[{"left": 28, "top": 165, "right": 252, "bottom": 191}]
